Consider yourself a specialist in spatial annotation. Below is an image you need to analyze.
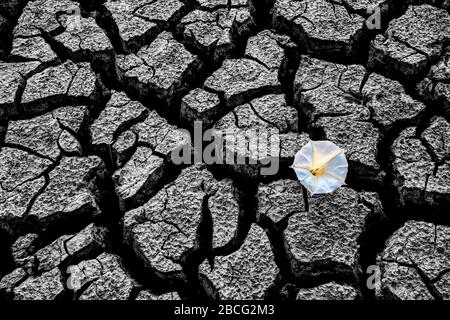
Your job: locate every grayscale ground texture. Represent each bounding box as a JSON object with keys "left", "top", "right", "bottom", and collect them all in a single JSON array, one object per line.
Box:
[{"left": 0, "top": 0, "right": 450, "bottom": 301}]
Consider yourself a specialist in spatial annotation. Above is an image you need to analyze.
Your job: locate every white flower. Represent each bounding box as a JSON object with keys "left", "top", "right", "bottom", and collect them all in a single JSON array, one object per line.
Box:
[{"left": 291, "top": 140, "right": 348, "bottom": 195}]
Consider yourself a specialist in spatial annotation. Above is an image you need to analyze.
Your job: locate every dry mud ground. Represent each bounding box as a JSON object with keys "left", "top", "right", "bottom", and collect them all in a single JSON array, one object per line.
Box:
[{"left": 0, "top": 0, "right": 450, "bottom": 300}]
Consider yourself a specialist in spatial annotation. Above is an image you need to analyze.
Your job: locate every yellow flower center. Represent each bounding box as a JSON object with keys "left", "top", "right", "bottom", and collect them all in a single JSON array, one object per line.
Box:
[{"left": 310, "top": 166, "right": 325, "bottom": 176}]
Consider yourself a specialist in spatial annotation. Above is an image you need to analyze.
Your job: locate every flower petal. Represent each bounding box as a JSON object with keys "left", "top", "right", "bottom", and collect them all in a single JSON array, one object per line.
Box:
[
  {"left": 311, "top": 140, "right": 344, "bottom": 168},
  {"left": 292, "top": 167, "right": 311, "bottom": 182},
  {"left": 314, "top": 173, "right": 346, "bottom": 194},
  {"left": 293, "top": 168, "right": 317, "bottom": 194},
  {"left": 292, "top": 141, "right": 314, "bottom": 169},
  {"left": 322, "top": 151, "right": 348, "bottom": 184}
]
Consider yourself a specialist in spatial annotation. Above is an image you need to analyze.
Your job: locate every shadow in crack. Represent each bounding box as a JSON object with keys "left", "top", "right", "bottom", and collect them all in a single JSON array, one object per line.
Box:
[{"left": 0, "top": 228, "right": 14, "bottom": 278}]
